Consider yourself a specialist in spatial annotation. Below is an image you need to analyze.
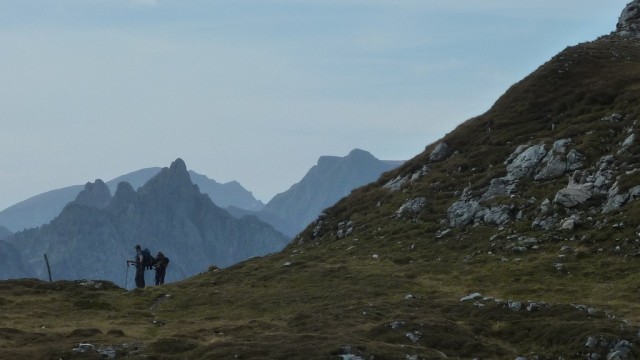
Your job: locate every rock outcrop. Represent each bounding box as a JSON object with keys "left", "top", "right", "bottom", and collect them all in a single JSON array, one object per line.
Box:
[{"left": 617, "top": 0, "right": 640, "bottom": 37}]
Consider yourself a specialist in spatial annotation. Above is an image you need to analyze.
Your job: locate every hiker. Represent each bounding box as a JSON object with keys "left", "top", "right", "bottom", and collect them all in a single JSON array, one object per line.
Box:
[
  {"left": 154, "top": 251, "right": 170, "bottom": 285},
  {"left": 126, "top": 245, "right": 146, "bottom": 289}
]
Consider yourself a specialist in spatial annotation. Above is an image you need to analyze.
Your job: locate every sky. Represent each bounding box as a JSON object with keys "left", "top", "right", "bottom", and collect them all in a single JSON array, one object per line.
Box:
[{"left": 0, "top": 0, "right": 631, "bottom": 210}]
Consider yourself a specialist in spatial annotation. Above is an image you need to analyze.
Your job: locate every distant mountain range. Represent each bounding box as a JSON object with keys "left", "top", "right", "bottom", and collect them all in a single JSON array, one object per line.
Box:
[
  {"left": 0, "top": 149, "right": 403, "bottom": 239},
  {"left": 0, "top": 168, "right": 264, "bottom": 233},
  {"left": 257, "top": 149, "right": 403, "bottom": 236},
  {"left": 2, "top": 159, "right": 288, "bottom": 285}
]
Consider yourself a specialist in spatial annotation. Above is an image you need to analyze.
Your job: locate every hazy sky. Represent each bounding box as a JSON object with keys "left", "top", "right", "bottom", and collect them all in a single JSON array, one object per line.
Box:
[{"left": 0, "top": 0, "right": 630, "bottom": 210}]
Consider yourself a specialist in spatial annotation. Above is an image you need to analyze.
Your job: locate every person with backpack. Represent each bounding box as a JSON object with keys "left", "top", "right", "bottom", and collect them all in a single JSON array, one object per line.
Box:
[
  {"left": 126, "top": 244, "right": 152, "bottom": 289},
  {"left": 154, "top": 251, "right": 170, "bottom": 285}
]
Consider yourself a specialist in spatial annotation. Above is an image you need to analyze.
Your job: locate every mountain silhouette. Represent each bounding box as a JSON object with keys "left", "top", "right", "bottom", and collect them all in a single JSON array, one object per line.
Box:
[
  {"left": 0, "top": 167, "right": 263, "bottom": 232},
  {"left": 260, "top": 149, "right": 403, "bottom": 236},
  {"left": 3, "top": 159, "right": 289, "bottom": 285}
]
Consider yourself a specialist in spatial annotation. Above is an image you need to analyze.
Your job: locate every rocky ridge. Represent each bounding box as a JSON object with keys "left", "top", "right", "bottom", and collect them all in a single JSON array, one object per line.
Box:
[{"left": 3, "top": 159, "right": 289, "bottom": 284}]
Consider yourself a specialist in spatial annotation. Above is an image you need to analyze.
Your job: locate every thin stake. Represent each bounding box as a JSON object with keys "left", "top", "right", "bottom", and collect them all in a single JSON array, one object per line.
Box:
[
  {"left": 43, "top": 254, "right": 52, "bottom": 283},
  {"left": 124, "top": 263, "right": 130, "bottom": 290}
]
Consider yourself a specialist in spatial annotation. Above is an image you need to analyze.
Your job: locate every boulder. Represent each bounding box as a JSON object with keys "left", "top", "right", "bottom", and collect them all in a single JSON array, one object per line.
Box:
[
  {"left": 447, "top": 200, "right": 482, "bottom": 227},
  {"left": 506, "top": 143, "right": 547, "bottom": 179},
  {"left": 617, "top": 0, "right": 640, "bottom": 37},
  {"left": 601, "top": 114, "right": 623, "bottom": 122},
  {"left": 460, "top": 292, "right": 483, "bottom": 302},
  {"left": 603, "top": 193, "right": 629, "bottom": 214},
  {"left": 535, "top": 155, "right": 568, "bottom": 180},
  {"left": 482, "top": 175, "right": 518, "bottom": 200},
  {"left": 562, "top": 219, "right": 576, "bottom": 230},
  {"left": 566, "top": 149, "right": 586, "bottom": 171},
  {"left": 429, "top": 142, "right": 451, "bottom": 162},
  {"left": 395, "top": 197, "right": 427, "bottom": 217},
  {"left": 383, "top": 175, "right": 409, "bottom": 192},
  {"left": 622, "top": 133, "right": 635, "bottom": 148},
  {"left": 535, "top": 139, "right": 584, "bottom": 180},
  {"left": 476, "top": 206, "right": 512, "bottom": 226},
  {"left": 532, "top": 216, "right": 557, "bottom": 230},
  {"left": 540, "top": 198, "right": 551, "bottom": 213},
  {"left": 554, "top": 187, "right": 592, "bottom": 208}
]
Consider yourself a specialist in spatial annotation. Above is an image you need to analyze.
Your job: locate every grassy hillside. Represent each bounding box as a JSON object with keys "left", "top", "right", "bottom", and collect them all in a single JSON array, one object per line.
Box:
[{"left": 1, "top": 35, "right": 640, "bottom": 359}]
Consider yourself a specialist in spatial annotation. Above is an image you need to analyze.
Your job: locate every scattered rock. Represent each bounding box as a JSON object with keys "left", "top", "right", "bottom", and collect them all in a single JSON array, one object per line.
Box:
[
  {"left": 482, "top": 175, "right": 518, "bottom": 200},
  {"left": 508, "top": 301, "right": 522, "bottom": 311},
  {"left": 395, "top": 197, "right": 427, "bottom": 218},
  {"left": 554, "top": 187, "right": 592, "bottom": 208},
  {"left": 448, "top": 199, "right": 482, "bottom": 227},
  {"left": 506, "top": 143, "right": 547, "bottom": 179},
  {"left": 383, "top": 175, "right": 410, "bottom": 192},
  {"left": 405, "top": 331, "right": 421, "bottom": 343},
  {"left": 561, "top": 219, "right": 576, "bottom": 230},
  {"left": 388, "top": 321, "right": 405, "bottom": 329},
  {"left": 460, "top": 292, "right": 483, "bottom": 302},
  {"left": 601, "top": 114, "right": 623, "bottom": 122},
  {"left": 618, "top": 133, "right": 636, "bottom": 154},
  {"left": 540, "top": 198, "right": 551, "bottom": 212},
  {"left": 72, "top": 343, "right": 95, "bottom": 353},
  {"left": 476, "top": 205, "right": 512, "bottom": 226},
  {"left": 429, "top": 142, "right": 451, "bottom": 162},
  {"left": 534, "top": 139, "right": 584, "bottom": 180}
]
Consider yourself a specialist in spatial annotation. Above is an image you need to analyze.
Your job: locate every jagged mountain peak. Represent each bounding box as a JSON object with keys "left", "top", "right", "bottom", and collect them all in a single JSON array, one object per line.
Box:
[
  {"left": 347, "top": 148, "right": 374, "bottom": 158},
  {"left": 113, "top": 181, "right": 136, "bottom": 198},
  {"left": 317, "top": 148, "right": 377, "bottom": 167},
  {"left": 169, "top": 157, "right": 188, "bottom": 172},
  {"left": 73, "top": 179, "right": 111, "bottom": 209},
  {"left": 617, "top": 0, "right": 640, "bottom": 37},
  {"left": 139, "top": 158, "right": 196, "bottom": 198},
  {"left": 109, "top": 181, "right": 137, "bottom": 214}
]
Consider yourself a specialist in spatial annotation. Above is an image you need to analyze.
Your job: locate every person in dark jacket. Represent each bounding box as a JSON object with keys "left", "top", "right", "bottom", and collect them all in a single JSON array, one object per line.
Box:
[
  {"left": 154, "top": 251, "right": 170, "bottom": 285},
  {"left": 126, "top": 245, "right": 146, "bottom": 289}
]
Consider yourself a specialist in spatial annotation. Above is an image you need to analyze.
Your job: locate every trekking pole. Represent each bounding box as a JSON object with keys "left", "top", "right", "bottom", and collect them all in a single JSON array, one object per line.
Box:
[{"left": 124, "top": 262, "right": 130, "bottom": 290}]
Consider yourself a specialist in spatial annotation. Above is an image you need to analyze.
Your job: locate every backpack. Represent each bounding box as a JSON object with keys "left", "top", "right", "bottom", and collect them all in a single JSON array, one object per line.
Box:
[{"left": 141, "top": 248, "right": 156, "bottom": 270}]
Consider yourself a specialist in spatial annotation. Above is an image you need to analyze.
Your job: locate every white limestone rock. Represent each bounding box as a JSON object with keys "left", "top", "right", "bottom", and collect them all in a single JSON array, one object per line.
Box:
[
  {"left": 617, "top": 0, "right": 640, "bottom": 37},
  {"left": 506, "top": 143, "right": 547, "bottom": 179},
  {"left": 554, "top": 187, "right": 592, "bottom": 208},
  {"left": 429, "top": 142, "right": 451, "bottom": 162}
]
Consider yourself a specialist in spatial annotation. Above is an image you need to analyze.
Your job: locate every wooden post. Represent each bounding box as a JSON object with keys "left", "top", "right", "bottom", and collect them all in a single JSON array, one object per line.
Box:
[{"left": 43, "top": 254, "right": 52, "bottom": 282}]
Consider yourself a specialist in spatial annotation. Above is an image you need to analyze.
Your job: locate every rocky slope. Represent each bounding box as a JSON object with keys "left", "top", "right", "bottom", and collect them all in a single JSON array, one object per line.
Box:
[{"left": 3, "top": 159, "right": 289, "bottom": 284}]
